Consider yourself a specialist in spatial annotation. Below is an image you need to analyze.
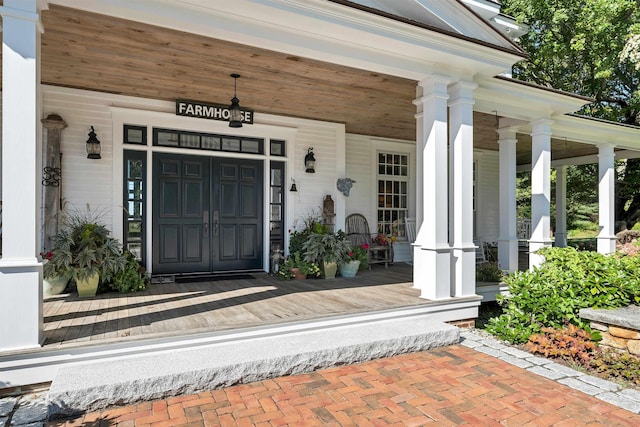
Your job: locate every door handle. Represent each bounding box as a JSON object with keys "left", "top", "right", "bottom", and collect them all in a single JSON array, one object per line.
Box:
[
  {"left": 213, "top": 210, "right": 219, "bottom": 236},
  {"left": 203, "top": 210, "right": 209, "bottom": 238}
]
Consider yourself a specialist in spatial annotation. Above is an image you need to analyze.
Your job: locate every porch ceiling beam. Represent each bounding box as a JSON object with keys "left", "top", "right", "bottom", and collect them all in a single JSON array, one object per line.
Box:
[
  {"left": 48, "top": 0, "right": 522, "bottom": 81},
  {"left": 515, "top": 149, "right": 640, "bottom": 171}
]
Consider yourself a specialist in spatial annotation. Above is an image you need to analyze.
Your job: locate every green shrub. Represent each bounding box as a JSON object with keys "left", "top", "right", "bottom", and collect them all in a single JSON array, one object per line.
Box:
[
  {"left": 110, "top": 251, "right": 149, "bottom": 293},
  {"left": 476, "top": 262, "right": 503, "bottom": 282},
  {"left": 486, "top": 247, "right": 640, "bottom": 344}
]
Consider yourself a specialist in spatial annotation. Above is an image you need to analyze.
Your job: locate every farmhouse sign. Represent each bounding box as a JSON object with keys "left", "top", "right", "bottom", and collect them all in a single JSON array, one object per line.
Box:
[{"left": 175, "top": 99, "right": 254, "bottom": 125}]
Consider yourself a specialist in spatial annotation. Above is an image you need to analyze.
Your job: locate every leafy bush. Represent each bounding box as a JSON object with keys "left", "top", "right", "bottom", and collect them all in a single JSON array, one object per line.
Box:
[
  {"left": 110, "top": 251, "right": 149, "bottom": 293},
  {"left": 486, "top": 247, "right": 640, "bottom": 343},
  {"left": 588, "top": 350, "right": 640, "bottom": 385},
  {"left": 476, "top": 262, "right": 503, "bottom": 282},
  {"left": 526, "top": 324, "right": 599, "bottom": 364}
]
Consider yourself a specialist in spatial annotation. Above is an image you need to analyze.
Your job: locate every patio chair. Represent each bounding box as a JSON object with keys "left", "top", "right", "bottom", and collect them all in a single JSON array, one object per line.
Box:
[
  {"left": 405, "top": 217, "right": 416, "bottom": 261},
  {"left": 475, "top": 240, "right": 489, "bottom": 265},
  {"left": 345, "top": 213, "right": 390, "bottom": 269}
]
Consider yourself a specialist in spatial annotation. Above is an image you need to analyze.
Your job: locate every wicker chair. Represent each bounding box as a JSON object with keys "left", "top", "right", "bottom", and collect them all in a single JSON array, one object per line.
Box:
[{"left": 345, "top": 213, "right": 390, "bottom": 269}]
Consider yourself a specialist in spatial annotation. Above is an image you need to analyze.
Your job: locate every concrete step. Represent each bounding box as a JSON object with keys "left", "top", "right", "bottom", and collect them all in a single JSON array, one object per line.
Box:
[{"left": 47, "top": 315, "right": 459, "bottom": 417}]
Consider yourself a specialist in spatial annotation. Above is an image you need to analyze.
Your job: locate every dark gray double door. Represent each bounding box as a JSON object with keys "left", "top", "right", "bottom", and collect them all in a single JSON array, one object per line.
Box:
[{"left": 152, "top": 153, "right": 263, "bottom": 275}]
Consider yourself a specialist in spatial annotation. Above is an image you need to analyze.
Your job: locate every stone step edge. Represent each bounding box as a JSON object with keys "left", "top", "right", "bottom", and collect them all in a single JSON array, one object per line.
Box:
[{"left": 48, "top": 317, "right": 459, "bottom": 418}]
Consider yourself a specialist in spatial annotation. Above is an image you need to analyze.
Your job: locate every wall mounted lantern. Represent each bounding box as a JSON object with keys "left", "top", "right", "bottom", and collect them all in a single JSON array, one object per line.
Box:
[
  {"left": 86, "top": 126, "right": 101, "bottom": 159},
  {"left": 304, "top": 147, "right": 316, "bottom": 173},
  {"left": 228, "top": 73, "right": 243, "bottom": 128}
]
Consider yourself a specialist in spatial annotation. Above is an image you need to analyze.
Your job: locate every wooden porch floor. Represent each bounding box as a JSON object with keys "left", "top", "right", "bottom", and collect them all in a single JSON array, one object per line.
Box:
[{"left": 42, "top": 263, "right": 422, "bottom": 350}]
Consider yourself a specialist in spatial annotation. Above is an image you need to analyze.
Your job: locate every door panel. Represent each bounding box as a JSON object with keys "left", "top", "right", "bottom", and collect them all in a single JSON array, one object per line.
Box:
[
  {"left": 153, "top": 154, "right": 210, "bottom": 274},
  {"left": 153, "top": 153, "right": 263, "bottom": 274},
  {"left": 212, "top": 158, "right": 263, "bottom": 271}
]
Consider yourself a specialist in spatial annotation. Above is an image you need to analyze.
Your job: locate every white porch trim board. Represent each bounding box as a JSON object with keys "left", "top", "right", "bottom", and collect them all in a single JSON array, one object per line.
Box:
[
  {"left": 449, "top": 81, "right": 478, "bottom": 297},
  {"left": 529, "top": 119, "right": 553, "bottom": 268},
  {"left": 598, "top": 144, "right": 616, "bottom": 254},
  {"left": 555, "top": 165, "right": 568, "bottom": 248},
  {"left": 413, "top": 76, "right": 451, "bottom": 300},
  {"left": 497, "top": 127, "right": 519, "bottom": 272},
  {"left": 0, "top": 0, "right": 44, "bottom": 352}
]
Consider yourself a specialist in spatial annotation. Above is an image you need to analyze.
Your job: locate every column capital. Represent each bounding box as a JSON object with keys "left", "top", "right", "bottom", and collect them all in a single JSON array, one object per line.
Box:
[
  {"left": 414, "top": 75, "right": 451, "bottom": 105},
  {"left": 448, "top": 80, "right": 478, "bottom": 105},
  {"left": 496, "top": 127, "right": 518, "bottom": 142},
  {"left": 530, "top": 118, "right": 554, "bottom": 135},
  {"left": 41, "top": 113, "right": 68, "bottom": 130},
  {"left": 597, "top": 143, "right": 616, "bottom": 153}
]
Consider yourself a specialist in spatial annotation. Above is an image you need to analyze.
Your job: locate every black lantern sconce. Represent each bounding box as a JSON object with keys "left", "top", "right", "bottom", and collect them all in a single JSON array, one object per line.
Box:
[
  {"left": 304, "top": 147, "right": 316, "bottom": 173},
  {"left": 290, "top": 178, "right": 298, "bottom": 192},
  {"left": 86, "top": 126, "right": 101, "bottom": 159},
  {"left": 228, "top": 73, "right": 243, "bottom": 128}
]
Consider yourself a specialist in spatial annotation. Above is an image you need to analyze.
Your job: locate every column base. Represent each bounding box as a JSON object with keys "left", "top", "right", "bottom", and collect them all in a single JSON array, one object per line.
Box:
[
  {"left": 597, "top": 235, "right": 616, "bottom": 254},
  {"left": 0, "top": 265, "right": 43, "bottom": 351},
  {"left": 452, "top": 244, "right": 477, "bottom": 298},
  {"left": 413, "top": 244, "right": 451, "bottom": 300}
]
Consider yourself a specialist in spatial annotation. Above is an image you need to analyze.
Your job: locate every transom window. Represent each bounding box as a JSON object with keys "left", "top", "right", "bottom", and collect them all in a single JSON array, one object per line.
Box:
[
  {"left": 153, "top": 128, "right": 263, "bottom": 154},
  {"left": 377, "top": 152, "right": 408, "bottom": 237}
]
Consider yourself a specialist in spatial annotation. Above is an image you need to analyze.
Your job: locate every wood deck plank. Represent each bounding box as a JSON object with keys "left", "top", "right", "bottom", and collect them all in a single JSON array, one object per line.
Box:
[{"left": 42, "top": 264, "right": 422, "bottom": 349}]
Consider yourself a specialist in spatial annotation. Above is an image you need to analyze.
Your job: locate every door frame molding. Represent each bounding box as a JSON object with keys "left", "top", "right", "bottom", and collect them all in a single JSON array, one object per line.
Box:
[{"left": 111, "top": 106, "right": 297, "bottom": 275}]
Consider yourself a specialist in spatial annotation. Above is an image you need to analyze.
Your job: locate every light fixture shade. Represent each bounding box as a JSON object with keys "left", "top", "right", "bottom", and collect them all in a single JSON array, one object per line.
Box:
[
  {"left": 229, "top": 96, "right": 243, "bottom": 128},
  {"left": 304, "top": 147, "right": 316, "bottom": 173},
  {"left": 86, "top": 126, "right": 101, "bottom": 159},
  {"left": 229, "top": 73, "right": 243, "bottom": 128}
]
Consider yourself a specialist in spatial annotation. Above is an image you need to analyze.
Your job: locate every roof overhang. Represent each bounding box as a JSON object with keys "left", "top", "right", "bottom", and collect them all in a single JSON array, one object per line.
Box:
[
  {"left": 48, "top": 0, "right": 525, "bottom": 81},
  {"left": 475, "top": 76, "right": 592, "bottom": 120}
]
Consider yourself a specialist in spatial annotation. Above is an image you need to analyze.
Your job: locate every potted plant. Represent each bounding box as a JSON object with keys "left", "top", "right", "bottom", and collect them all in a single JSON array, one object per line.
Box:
[
  {"left": 302, "top": 230, "right": 352, "bottom": 279},
  {"left": 41, "top": 250, "right": 69, "bottom": 296},
  {"left": 44, "top": 209, "right": 126, "bottom": 297},
  {"left": 339, "top": 245, "right": 367, "bottom": 277},
  {"left": 278, "top": 251, "right": 320, "bottom": 280}
]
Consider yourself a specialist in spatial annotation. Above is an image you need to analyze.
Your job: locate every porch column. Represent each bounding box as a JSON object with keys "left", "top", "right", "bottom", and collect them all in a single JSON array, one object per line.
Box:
[
  {"left": 449, "top": 81, "right": 477, "bottom": 297},
  {"left": 597, "top": 144, "right": 616, "bottom": 254},
  {"left": 529, "top": 119, "right": 553, "bottom": 268},
  {"left": 413, "top": 75, "right": 451, "bottom": 300},
  {"left": 555, "top": 165, "right": 568, "bottom": 248},
  {"left": 497, "top": 127, "right": 519, "bottom": 272},
  {"left": 0, "top": 0, "right": 45, "bottom": 351}
]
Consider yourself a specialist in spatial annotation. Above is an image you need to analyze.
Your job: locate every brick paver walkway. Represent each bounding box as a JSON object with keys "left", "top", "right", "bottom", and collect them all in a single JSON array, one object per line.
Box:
[{"left": 47, "top": 345, "right": 640, "bottom": 426}]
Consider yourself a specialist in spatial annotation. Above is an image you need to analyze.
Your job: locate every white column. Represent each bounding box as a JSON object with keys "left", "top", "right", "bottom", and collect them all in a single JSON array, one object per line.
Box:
[
  {"left": 555, "top": 165, "right": 568, "bottom": 248},
  {"left": 497, "top": 127, "right": 519, "bottom": 272},
  {"left": 449, "top": 81, "right": 477, "bottom": 297},
  {"left": 597, "top": 144, "right": 616, "bottom": 254},
  {"left": 413, "top": 76, "right": 451, "bottom": 300},
  {"left": 0, "top": 0, "right": 44, "bottom": 351},
  {"left": 529, "top": 119, "right": 553, "bottom": 268}
]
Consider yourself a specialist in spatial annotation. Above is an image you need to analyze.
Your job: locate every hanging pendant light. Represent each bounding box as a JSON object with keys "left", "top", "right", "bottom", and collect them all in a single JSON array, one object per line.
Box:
[{"left": 229, "top": 73, "right": 243, "bottom": 128}]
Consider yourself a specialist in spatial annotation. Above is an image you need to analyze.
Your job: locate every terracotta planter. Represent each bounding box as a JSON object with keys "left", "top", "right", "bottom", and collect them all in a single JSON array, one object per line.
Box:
[
  {"left": 323, "top": 261, "right": 338, "bottom": 279},
  {"left": 291, "top": 267, "right": 307, "bottom": 280},
  {"left": 76, "top": 272, "right": 99, "bottom": 298},
  {"left": 339, "top": 260, "right": 360, "bottom": 277},
  {"left": 43, "top": 276, "right": 69, "bottom": 296}
]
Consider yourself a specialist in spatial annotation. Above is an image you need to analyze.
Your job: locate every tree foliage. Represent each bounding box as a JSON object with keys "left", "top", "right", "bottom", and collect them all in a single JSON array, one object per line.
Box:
[{"left": 502, "top": 0, "right": 640, "bottom": 229}]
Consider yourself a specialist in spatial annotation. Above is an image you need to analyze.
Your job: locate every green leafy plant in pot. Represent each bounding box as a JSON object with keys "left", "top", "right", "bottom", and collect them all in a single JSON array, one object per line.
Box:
[
  {"left": 44, "top": 209, "right": 126, "bottom": 297},
  {"left": 302, "top": 230, "right": 352, "bottom": 279}
]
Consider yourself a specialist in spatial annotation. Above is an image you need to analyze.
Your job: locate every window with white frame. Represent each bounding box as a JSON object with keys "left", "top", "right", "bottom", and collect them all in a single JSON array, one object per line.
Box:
[{"left": 377, "top": 152, "right": 408, "bottom": 237}]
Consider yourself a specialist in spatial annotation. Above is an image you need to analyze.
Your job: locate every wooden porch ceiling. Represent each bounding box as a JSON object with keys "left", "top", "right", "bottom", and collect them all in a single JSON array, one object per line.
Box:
[{"left": 14, "top": 5, "right": 599, "bottom": 164}]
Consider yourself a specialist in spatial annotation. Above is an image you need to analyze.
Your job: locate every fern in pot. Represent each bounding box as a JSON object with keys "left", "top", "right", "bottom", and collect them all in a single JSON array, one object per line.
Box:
[
  {"left": 44, "top": 209, "right": 126, "bottom": 297},
  {"left": 302, "top": 230, "right": 351, "bottom": 279}
]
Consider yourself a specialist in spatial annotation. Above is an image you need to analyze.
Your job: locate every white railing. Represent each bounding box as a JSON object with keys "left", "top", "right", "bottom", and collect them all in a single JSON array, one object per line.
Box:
[{"left": 517, "top": 218, "right": 531, "bottom": 240}]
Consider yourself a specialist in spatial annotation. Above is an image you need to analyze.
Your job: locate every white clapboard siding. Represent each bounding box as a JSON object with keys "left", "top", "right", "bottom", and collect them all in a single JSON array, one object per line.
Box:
[
  {"left": 475, "top": 150, "right": 500, "bottom": 243},
  {"left": 345, "top": 134, "right": 375, "bottom": 221},
  {"left": 291, "top": 125, "right": 341, "bottom": 227}
]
